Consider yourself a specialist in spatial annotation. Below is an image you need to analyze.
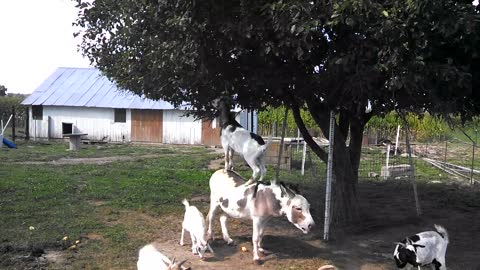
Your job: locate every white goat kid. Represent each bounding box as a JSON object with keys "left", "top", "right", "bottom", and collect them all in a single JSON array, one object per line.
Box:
[
  {"left": 393, "top": 224, "right": 449, "bottom": 270},
  {"left": 180, "top": 199, "right": 214, "bottom": 258},
  {"left": 207, "top": 169, "right": 315, "bottom": 264},
  {"left": 215, "top": 98, "right": 271, "bottom": 185},
  {"left": 137, "top": 243, "right": 189, "bottom": 270}
]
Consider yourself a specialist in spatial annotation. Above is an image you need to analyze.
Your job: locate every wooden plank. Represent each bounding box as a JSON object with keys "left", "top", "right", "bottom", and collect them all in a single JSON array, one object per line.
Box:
[{"left": 131, "top": 109, "right": 163, "bottom": 142}]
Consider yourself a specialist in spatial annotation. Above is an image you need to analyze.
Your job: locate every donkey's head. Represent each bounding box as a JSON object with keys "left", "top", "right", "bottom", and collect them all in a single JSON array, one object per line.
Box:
[{"left": 279, "top": 183, "right": 315, "bottom": 234}]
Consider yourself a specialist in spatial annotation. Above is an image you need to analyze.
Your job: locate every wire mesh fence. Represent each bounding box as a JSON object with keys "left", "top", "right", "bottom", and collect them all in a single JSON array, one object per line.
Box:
[{"left": 263, "top": 135, "right": 478, "bottom": 186}]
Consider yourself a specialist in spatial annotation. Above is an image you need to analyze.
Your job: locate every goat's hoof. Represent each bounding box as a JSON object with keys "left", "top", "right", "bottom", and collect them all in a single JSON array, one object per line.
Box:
[
  {"left": 253, "top": 259, "right": 263, "bottom": 265},
  {"left": 226, "top": 240, "right": 236, "bottom": 246},
  {"left": 180, "top": 242, "right": 184, "bottom": 246}
]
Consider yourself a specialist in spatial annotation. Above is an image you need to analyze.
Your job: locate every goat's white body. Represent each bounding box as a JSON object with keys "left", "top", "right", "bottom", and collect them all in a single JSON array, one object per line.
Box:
[
  {"left": 137, "top": 244, "right": 173, "bottom": 270},
  {"left": 207, "top": 169, "right": 314, "bottom": 262},
  {"left": 180, "top": 199, "right": 213, "bottom": 258},
  {"left": 221, "top": 125, "right": 269, "bottom": 184}
]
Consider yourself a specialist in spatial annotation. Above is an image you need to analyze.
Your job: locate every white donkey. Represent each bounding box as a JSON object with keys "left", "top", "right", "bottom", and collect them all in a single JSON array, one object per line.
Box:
[
  {"left": 207, "top": 169, "right": 315, "bottom": 264},
  {"left": 214, "top": 98, "right": 271, "bottom": 185}
]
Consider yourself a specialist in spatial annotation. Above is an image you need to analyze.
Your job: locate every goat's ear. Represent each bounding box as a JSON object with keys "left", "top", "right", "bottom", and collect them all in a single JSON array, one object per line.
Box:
[{"left": 413, "top": 244, "right": 425, "bottom": 248}]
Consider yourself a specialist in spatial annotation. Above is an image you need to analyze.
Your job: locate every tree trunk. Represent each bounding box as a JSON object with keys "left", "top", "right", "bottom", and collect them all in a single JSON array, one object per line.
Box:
[
  {"left": 332, "top": 140, "right": 361, "bottom": 227},
  {"left": 289, "top": 99, "right": 362, "bottom": 229}
]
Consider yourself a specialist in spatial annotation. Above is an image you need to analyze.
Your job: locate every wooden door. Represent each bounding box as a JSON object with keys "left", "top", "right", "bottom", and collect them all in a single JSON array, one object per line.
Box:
[{"left": 131, "top": 110, "right": 163, "bottom": 142}]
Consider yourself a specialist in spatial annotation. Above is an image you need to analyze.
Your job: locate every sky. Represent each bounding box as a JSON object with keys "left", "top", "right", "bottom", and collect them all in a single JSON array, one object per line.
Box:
[
  {"left": 0, "top": 0, "right": 91, "bottom": 94},
  {"left": 0, "top": 0, "right": 478, "bottom": 95}
]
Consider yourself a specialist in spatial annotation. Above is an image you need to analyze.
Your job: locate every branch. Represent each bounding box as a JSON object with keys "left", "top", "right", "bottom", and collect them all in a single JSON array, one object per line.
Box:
[{"left": 289, "top": 100, "right": 328, "bottom": 162}]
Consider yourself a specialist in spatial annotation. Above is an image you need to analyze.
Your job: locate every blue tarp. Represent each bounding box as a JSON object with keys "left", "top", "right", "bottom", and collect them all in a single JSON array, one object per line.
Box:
[{"left": 2, "top": 137, "right": 17, "bottom": 148}]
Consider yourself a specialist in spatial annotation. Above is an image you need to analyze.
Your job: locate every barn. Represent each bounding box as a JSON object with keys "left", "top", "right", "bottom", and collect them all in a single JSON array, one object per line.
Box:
[{"left": 21, "top": 67, "right": 257, "bottom": 145}]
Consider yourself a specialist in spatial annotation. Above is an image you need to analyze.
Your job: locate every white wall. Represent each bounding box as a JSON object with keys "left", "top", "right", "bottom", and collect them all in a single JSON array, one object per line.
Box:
[
  {"left": 29, "top": 106, "right": 131, "bottom": 142},
  {"left": 162, "top": 110, "right": 201, "bottom": 144}
]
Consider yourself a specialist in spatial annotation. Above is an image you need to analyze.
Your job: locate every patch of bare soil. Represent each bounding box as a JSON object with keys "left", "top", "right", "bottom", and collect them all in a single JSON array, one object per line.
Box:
[
  {"left": 138, "top": 181, "right": 480, "bottom": 270},
  {"left": 15, "top": 154, "right": 162, "bottom": 165}
]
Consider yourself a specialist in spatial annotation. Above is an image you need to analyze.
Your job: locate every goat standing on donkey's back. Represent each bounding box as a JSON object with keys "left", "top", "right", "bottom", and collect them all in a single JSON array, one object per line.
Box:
[{"left": 214, "top": 97, "right": 271, "bottom": 185}]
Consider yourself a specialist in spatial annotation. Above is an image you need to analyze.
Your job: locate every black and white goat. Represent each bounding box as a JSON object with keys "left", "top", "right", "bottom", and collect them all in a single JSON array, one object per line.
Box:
[
  {"left": 180, "top": 199, "right": 214, "bottom": 259},
  {"left": 393, "top": 224, "right": 449, "bottom": 270},
  {"left": 137, "top": 243, "right": 190, "bottom": 270},
  {"left": 214, "top": 98, "right": 271, "bottom": 185}
]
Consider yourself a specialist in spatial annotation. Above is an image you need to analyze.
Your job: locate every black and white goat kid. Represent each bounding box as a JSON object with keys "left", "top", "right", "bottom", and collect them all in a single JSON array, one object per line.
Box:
[
  {"left": 393, "top": 224, "right": 449, "bottom": 270},
  {"left": 214, "top": 98, "right": 271, "bottom": 185}
]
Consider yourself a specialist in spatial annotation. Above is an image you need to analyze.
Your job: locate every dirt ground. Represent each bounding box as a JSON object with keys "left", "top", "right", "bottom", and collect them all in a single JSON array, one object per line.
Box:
[{"left": 133, "top": 179, "right": 480, "bottom": 270}]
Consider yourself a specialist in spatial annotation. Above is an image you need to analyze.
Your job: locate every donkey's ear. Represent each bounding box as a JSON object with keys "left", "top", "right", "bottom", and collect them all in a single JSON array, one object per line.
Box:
[{"left": 280, "top": 182, "right": 295, "bottom": 198}]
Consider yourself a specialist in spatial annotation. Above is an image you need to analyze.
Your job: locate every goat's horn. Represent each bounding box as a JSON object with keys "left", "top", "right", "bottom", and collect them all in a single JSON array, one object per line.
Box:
[{"left": 395, "top": 242, "right": 406, "bottom": 247}]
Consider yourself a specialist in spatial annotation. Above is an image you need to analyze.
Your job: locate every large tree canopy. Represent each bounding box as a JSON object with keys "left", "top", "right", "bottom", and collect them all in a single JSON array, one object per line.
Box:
[{"left": 75, "top": 0, "right": 479, "bottom": 227}]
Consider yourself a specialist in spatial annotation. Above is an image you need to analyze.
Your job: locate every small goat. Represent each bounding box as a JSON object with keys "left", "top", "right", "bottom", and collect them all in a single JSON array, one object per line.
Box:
[
  {"left": 214, "top": 97, "right": 271, "bottom": 185},
  {"left": 180, "top": 199, "right": 214, "bottom": 258},
  {"left": 137, "top": 243, "right": 190, "bottom": 270},
  {"left": 393, "top": 224, "right": 449, "bottom": 270}
]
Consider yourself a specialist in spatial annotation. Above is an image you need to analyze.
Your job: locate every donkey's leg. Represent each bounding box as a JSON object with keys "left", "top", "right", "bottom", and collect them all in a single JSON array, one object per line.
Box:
[
  {"left": 251, "top": 217, "right": 263, "bottom": 263},
  {"left": 257, "top": 220, "right": 272, "bottom": 255},
  {"left": 207, "top": 201, "right": 219, "bottom": 241},
  {"left": 219, "top": 214, "right": 234, "bottom": 245}
]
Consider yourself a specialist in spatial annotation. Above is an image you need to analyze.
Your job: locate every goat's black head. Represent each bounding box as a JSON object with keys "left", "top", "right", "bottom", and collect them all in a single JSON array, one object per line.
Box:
[{"left": 393, "top": 238, "right": 425, "bottom": 268}]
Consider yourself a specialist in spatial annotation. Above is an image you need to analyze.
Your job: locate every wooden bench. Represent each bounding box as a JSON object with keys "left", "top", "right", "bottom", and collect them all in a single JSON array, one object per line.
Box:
[{"left": 63, "top": 133, "right": 88, "bottom": 151}]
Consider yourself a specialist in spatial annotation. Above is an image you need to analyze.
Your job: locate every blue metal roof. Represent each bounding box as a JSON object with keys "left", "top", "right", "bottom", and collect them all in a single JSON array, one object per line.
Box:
[{"left": 21, "top": 67, "right": 183, "bottom": 110}]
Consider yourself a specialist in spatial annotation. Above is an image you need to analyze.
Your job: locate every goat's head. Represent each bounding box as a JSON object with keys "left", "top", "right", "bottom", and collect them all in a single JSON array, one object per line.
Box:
[
  {"left": 280, "top": 183, "right": 315, "bottom": 234},
  {"left": 194, "top": 238, "right": 212, "bottom": 259},
  {"left": 393, "top": 238, "right": 425, "bottom": 268}
]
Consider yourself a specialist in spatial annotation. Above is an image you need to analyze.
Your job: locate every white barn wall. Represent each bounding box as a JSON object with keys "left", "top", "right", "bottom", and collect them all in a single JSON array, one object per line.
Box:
[
  {"left": 29, "top": 106, "right": 131, "bottom": 142},
  {"left": 162, "top": 110, "right": 201, "bottom": 144}
]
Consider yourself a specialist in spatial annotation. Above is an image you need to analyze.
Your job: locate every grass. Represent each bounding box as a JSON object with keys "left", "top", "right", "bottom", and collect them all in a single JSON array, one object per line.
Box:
[
  {"left": 0, "top": 141, "right": 217, "bottom": 269},
  {"left": 0, "top": 139, "right": 477, "bottom": 269}
]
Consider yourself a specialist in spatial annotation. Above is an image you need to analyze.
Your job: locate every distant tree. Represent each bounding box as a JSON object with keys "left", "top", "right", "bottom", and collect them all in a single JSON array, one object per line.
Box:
[
  {"left": 0, "top": 85, "right": 6, "bottom": 96},
  {"left": 75, "top": 0, "right": 479, "bottom": 227}
]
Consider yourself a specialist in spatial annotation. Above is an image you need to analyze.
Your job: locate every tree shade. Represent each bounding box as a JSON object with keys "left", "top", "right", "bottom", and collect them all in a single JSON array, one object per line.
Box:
[{"left": 75, "top": 0, "right": 479, "bottom": 227}]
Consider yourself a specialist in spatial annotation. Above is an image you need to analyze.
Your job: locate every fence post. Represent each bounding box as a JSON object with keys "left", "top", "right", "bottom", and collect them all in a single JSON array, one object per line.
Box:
[
  {"left": 25, "top": 107, "right": 30, "bottom": 140},
  {"left": 12, "top": 106, "right": 16, "bottom": 141},
  {"left": 444, "top": 139, "right": 448, "bottom": 169},
  {"left": 323, "top": 110, "right": 335, "bottom": 241},
  {"left": 301, "top": 141, "right": 307, "bottom": 176},
  {"left": 471, "top": 142, "right": 476, "bottom": 185}
]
